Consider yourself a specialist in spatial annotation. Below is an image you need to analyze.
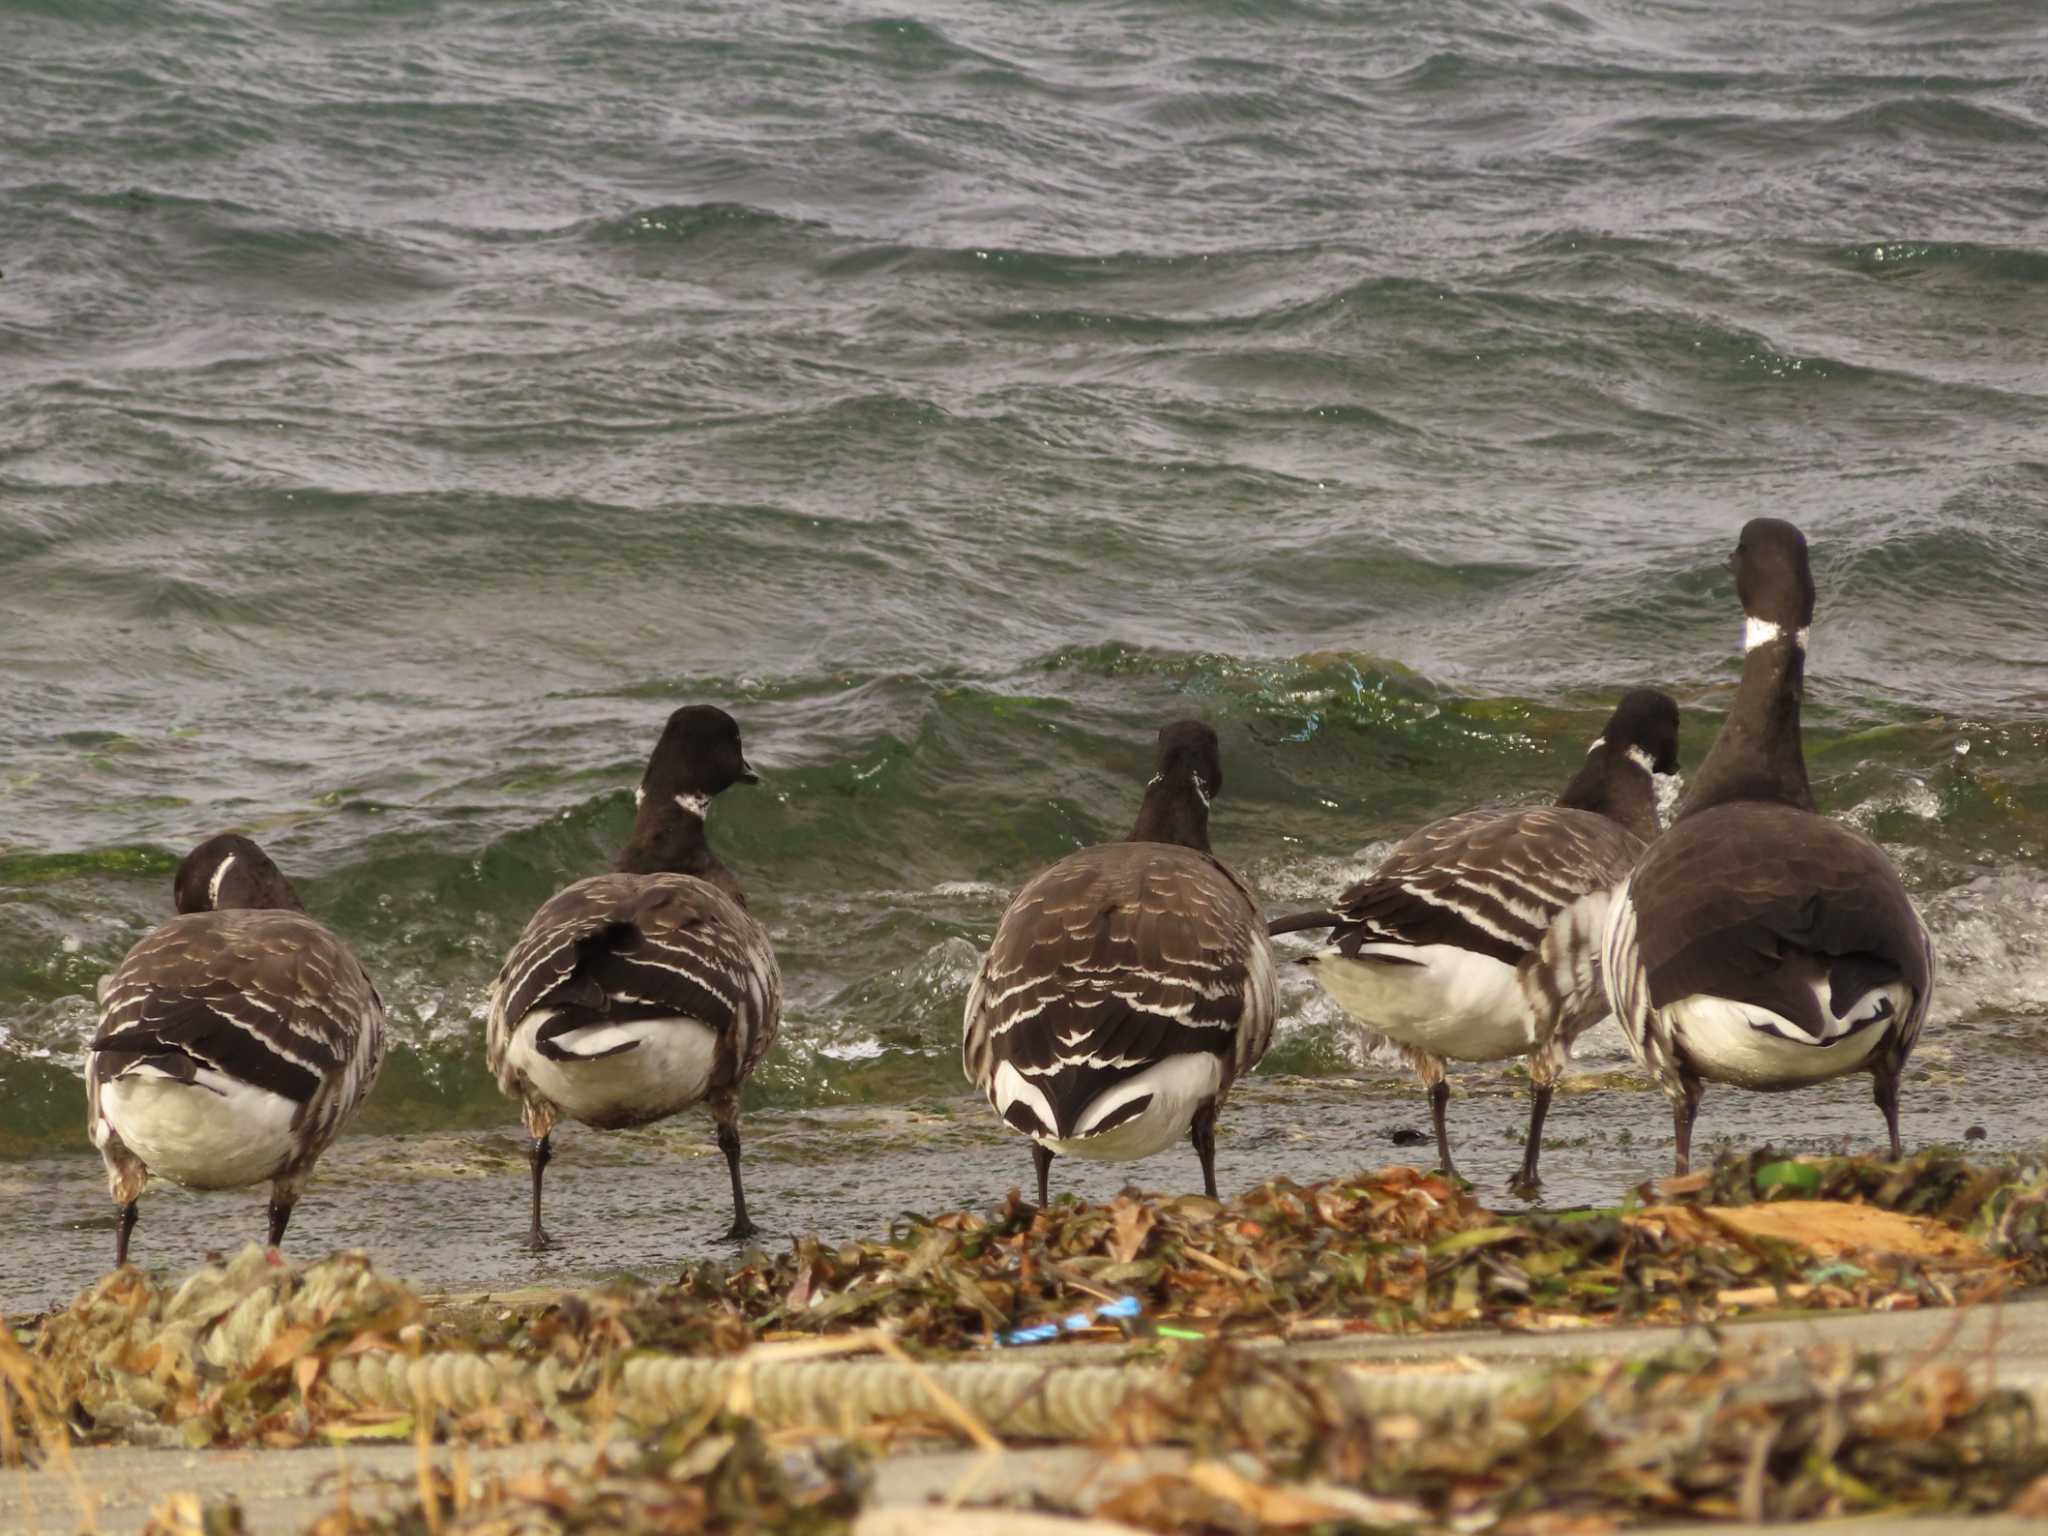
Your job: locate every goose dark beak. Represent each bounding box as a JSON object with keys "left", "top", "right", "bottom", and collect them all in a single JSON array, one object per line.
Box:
[{"left": 739, "top": 759, "right": 762, "bottom": 786}]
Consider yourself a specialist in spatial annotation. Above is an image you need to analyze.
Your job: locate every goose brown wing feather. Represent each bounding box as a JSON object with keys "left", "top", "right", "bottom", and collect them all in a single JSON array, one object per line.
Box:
[
  {"left": 1330, "top": 807, "right": 1644, "bottom": 965},
  {"left": 962, "top": 843, "right": 1275, "bottom": 1137},
  {"left": 1628, "top": 802, "right": 1932, "bottom": 1042},
  {"left": 487, "top": 872, "right": 781, "bottom": 1099}
]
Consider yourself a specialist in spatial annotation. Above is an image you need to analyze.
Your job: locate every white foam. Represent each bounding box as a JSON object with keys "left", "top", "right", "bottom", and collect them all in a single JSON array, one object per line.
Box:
[
  {"left": 818, "top": 1036, "right": 886, "bottom": 1062},
  {"left": 1654, "top": 770, "right": 1685, "bottom": 831},
  {"left": 1252, "top": 843, "right": 1396, "bottom": 907},
  {"left": 1842, "top": 779, "right": 1943, "bottom": 830},
  {"left": 1920, "top": 872, "right": 2048, "bottom": 1026}
]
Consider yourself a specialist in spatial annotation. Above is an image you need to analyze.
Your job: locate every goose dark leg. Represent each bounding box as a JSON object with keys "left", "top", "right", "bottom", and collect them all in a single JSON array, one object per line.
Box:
[
  {"left": 1429, "top": 1080, "right": 1460, "bottom": 1182},
  {"left": 1509, "top": 1082, "right": 1552, "bottom": 1199},
  {"left": 1032, "top": 1143, "right": 1054, "bottom": 1209},
  {"left": 267, "top": 1198, "right": 293, "bottom": 1248},
  {"left": 1873, "top": 1062, "right": 1904, "bottom": 1161},
  {"left": 115, "top": 1201, "right": 138, "bottom": 1267},
  {"left": 717, "top": 1122, "right": 756, "bottom": 1241},
  {"left": 527, "top": 1132, "right": 554, "bottom": 1250},
  {"left": 712, "top": 1092, "right": 756, "bottom": 1242},
  {"left": 1672, "top": 1074, "right": 1704, "bottom": 1176},
  {"left": 1190, "top": 1099, "right": 1219, "bottom": 1198}
]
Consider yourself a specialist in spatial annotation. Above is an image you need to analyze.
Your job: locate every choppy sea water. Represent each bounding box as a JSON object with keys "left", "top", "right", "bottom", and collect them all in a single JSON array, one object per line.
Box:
[{"left": 3, "top": 0, "right": 2046, "bottom": 1302}]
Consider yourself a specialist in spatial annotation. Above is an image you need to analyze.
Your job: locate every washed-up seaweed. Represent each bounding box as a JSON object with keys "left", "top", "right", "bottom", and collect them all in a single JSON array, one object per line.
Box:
[
  {"left": 1, "top": 1310, "right": 64, "bottom": 1466},
  {"left": 1081, "top": 1341, "right": 2048, "bottom": 1533},
  {"left": 688, "top": 1153, "right": 2024, "bottom": 1350},
  {"left": 12, "top": 1153, "right": 2044, "bottom": 1452},
  {"left": 1685, "top": 1148, "right": 2048, "bottom": 1262},
  {"left": 32, "top": 1248, "right": 427, "bottom": 1448},
  {"left": 132, "top": 1342, "right": 2048, "bottom": 1534}
]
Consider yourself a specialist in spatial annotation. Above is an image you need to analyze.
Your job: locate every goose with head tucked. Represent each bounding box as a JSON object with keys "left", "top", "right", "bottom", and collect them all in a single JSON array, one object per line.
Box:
[
  {"left": 487, "top": 705, "right": 780, "bottom": 1246},
  {"left": 88, "top": 834, "right": 386, "bottom": 1265},
  {"left": 962, "top": 720, "right": 1276, "bottom": 1206},
  {"left": 1269, "top": 688, "right": 1680, "bottom": 1194},
  {"left": 1602, "top": 518, "right": 1934, "bottom": 1174}
]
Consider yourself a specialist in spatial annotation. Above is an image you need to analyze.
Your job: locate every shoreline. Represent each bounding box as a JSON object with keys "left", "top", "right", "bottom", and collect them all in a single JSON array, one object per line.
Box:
[{"left": 7, "top": 1029, "right": 2044, "bottom": 1319}]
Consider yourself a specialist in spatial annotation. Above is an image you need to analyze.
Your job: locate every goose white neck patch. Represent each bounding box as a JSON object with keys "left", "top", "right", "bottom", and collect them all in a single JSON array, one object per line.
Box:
[
  {"left": 1192, "top": 774, "right": 1212, "bottom": 808},
  {"left": 1586, "top": 736, "right": 1606, "bottom": 756},
  {"left": 207, "top": 854, "right": 237, "bottom": 909},
  {"left": 674, "top": 793, "right": 711, "bottom": 819},
  {"left": 1745, "top": 616, "right": 1810, "bottom": 653},
  {"left": 1626, "top": 745, "right": 1657, "bottom": 774}
]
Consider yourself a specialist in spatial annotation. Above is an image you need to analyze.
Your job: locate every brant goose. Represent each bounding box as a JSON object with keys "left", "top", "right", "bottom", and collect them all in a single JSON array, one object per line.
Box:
[
  {"left": 962, "top": 721, "right": 1276, "bottom": 1205},
  {"left": 1270, "top": 689, "right": 1680, "bottom": 1193},
  {"left": 487, "top": 705, "right": 780, "bottom": 1245},
  {"left": 1603, "top": 519, "right": 1934, "bottom": 1174},
  {"left": 87, "top": 835, "right": 386, "bottom": 1265}
]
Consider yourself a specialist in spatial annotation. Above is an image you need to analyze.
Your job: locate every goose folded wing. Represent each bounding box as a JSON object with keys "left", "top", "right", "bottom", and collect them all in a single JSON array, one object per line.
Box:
[
  {"left": 984, "top": 861, "right": 1255, "bottom": 1064},
  {"left": 496, "top": 883, "right": 745, "bottom": 1038},
  {"left": 1333, "top": 811, "right": 1614, "bottom": 966},
  {"left": 93, "top": 984, "right": 333, "bottom": 1103},
  {"left": 1638, "top": 837, "right": 1931, "bottom": 1040}
]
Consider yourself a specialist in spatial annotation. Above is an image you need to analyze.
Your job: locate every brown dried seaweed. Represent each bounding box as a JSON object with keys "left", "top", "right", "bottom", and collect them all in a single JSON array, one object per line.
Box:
[
  {"left": 21, "top": 1152, "right": 2048, "bottom": 1454},
  {"left": 1083, "top": 1341, "right": 2048, "bottom": 1533}
]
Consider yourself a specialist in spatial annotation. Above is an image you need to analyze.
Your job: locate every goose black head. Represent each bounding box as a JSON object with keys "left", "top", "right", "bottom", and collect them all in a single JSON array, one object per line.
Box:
[
  {"left": 1155, "top": 718, "right": 1223, "bottom": 804},
  {"left": 1733, "top": 517, "right": 1815, "bottom": 651},
  {"left": 1557, "top": 689, "right": 1681, "bottom": 839},
  {"left": 638, "top": 704, "right": 759, "bottom": 817},
  {"left": 173, "top": 834, "right": 304, "bottom": 915},
  {"left": 1604, "top": 687, "right": 1682, "bottom": 777},
  {"left": 1129, "top": 719, "right": 1223, "bottom": 851},
  {"left": 1676, "top": 520, "right": 1818, "bottom": 820},
  {"left": 618, "top": 705, "right": 759, "bottom": 888}
]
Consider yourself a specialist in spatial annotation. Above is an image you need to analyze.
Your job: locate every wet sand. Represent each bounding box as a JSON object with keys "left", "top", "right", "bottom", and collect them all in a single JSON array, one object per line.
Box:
[{"left": 6, "top": 1018, "right": 2042, "bottom": 1318}]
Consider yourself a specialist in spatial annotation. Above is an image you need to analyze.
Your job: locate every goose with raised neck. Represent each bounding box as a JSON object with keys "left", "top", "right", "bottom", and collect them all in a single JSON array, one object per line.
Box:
[{"left": 1601, "top": 518, "right": 1934, "bottom": 1174}]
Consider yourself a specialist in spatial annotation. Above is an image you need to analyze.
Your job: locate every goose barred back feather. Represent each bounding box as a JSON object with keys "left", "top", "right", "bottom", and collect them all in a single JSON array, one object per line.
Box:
[
  {"left": 487, "top": 872, "right": 780, "bottom": 1135},
  {"left": 961, "top": 843, "right": 1275, "bottom": 1143},
  {"left": 86, "top": 836, "right": 385, "bottom": 1264}
]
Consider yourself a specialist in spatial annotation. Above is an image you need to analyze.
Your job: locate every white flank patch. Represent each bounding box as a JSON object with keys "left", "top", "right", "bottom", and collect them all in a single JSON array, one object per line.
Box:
[
  {"left": 1310, "top": 943, "right": 1534, "bottom": 1061},
  {"left": 207, "top": 854, "right": 237, "bottom": 910},
  {"left": 507, "top": 1008, "right": 718, "bottom": 1126},
  {"left": 992, "top": 1060, "right": 1058, "bottom": 1138},
  {"left": 102, "top": 1069, "right": 297, "bottom": 1190},
  {"left": 635, "top": 785, "right": 646, "bottom": 808},
  {"left": 1051, "top": 1053, "right": 1224, "bottom": 1161},
  {"left": 1744, "top": 617, "right": 1811, "bottom": 653},
  {"left": 1667, "top": 985, "right": 1903, "bottom": 1089}
]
